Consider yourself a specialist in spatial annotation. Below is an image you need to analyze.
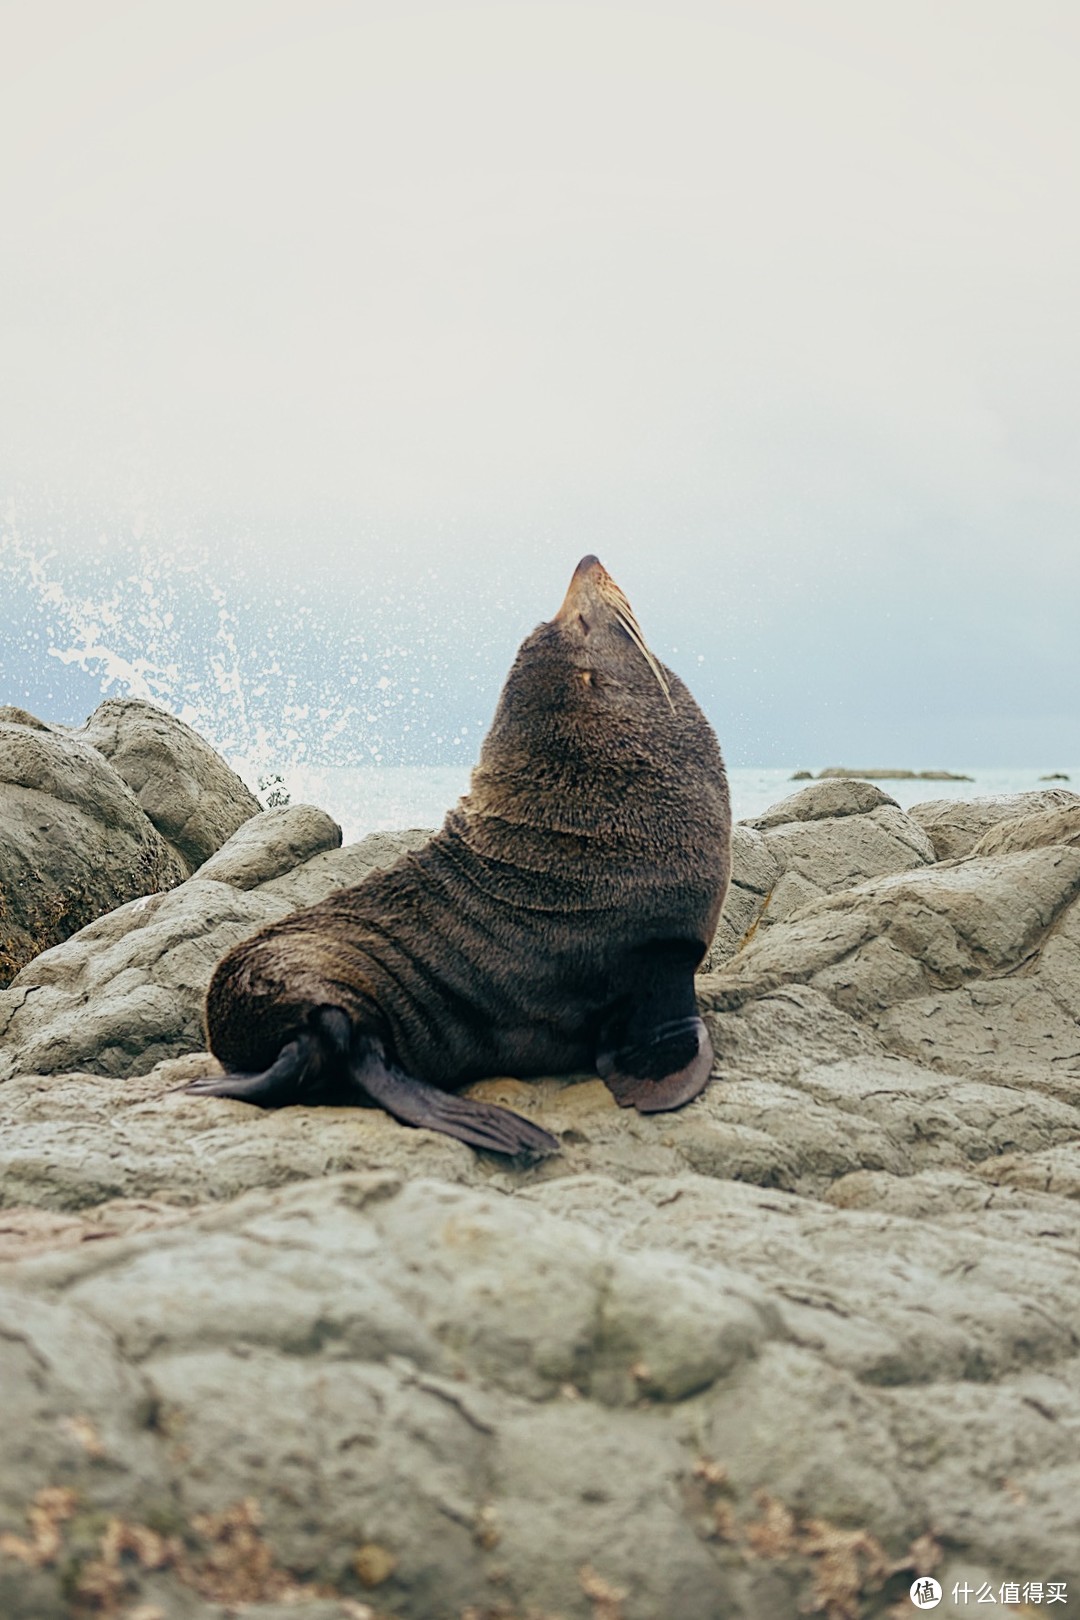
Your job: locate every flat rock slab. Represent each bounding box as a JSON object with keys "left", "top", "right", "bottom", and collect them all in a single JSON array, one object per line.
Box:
[{"left": 2, "top": 1159, "right": 1079, "bottom": 1618}]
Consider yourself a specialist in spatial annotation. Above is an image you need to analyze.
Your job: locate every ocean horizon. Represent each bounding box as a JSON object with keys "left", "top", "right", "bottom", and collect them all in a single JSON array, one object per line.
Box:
[{"left": 242, "top": 762, "right": 1079, "bottom": 846}]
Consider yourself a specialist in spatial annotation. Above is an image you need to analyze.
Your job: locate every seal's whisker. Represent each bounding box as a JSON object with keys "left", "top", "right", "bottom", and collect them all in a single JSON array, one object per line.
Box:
[{"left": 614, "top": 608, "right": 674, "bottom": 709}]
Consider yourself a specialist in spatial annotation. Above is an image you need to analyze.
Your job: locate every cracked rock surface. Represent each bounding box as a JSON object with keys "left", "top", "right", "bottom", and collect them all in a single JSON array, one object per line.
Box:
[
  {"left": 1, "top": 779, "right": 1079, "bottom": 1618},
  {"left": 704, "top": 779, "right": 936, "bottom": 966}
]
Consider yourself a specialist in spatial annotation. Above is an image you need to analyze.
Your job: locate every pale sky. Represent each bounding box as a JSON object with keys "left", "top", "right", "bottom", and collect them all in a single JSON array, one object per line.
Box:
[{"left": 1, "top": 0, "right": 1078, "bottom": 765}]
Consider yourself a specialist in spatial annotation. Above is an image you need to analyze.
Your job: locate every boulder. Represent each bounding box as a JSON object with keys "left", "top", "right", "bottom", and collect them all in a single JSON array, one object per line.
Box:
[
  {"left": 971, "top": 800, "right": 1080, "bottom": 857},
  {"left": 705, "top": 780, "right": 935, "bottom": 968},
  {"left": 0, "top": 809, "right": 428, "bottom": 1084},
  {"left": 0, "top": 706, "right": 53, "bottom": 731},
  {"left": 907, "top": 787, "right": 1080, "bottom": 860},
  {"left": 0, "top": 719, "right": 187, "bottom": 989},
  {"left": 79, "top": 698, "right": 262, "bottom": 871},
  {"left": 705, "top": 841, "right": 1080, "bottom": 1098}
]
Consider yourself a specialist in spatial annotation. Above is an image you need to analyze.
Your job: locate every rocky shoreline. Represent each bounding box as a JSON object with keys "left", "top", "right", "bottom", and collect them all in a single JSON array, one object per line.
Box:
[{"left": 2, "top": 702, "right": 1079, "bottom": 1619}]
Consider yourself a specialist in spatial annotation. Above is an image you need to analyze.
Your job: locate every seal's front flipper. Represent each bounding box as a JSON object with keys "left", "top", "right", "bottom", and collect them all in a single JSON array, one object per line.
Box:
[
  {"left": 350, "top": 1043, "right": 560, "bottom": 1160},
  {"left": 180, "top": 1035, "right": 314, "bottom": 1105},
  {"left": 596, "top": 1014, "right": 714, "bottom": 1112},
  {"left": 597, "top": 942, "right": 715, "bottom": 1113}
]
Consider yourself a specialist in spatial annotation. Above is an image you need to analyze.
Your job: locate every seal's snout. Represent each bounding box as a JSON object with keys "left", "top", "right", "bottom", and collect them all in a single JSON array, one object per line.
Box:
[
  {"left": 572, "top": 553, "right": 603, "bottom": 581},
  {"left": 554, "top": 555, "right": 619, "bottom": 626}
]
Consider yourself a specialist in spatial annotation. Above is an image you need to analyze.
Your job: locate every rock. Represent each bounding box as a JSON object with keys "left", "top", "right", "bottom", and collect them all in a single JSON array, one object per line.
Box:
[
  {"left": 0, "top": 815, "right": 429, "bottom": 1084},
  {"left": 80, "top": 698, "right": 262, "bottom": 871},
  {"left": 2, "top": 1130, "right": 1080, "bottom": 1614},
  {"left": 0, "top": 720, "right": 187, "bottom": 989},
  {"left": 906, "top": 787, "right": 1080, "bottom": 860},
  {"left": 789, "top": 769, "right": 813, "bottom": 780},
  {"left": 4, "top": 777, "right": 1080, "bottom": 1615},
  {"left": 750, "top": 779, "right": 901, "bottom": 827},
  {"left": 703, "top": 824, "right": 779, "bottom": 967},
  {"left": 706, "top": 841, "right": 1080, "bottom": 1097},
  {"left": 970, "top": 800, "right": 1080, "bottom": 857},
  {"left": 704, "top": 780, "right": 935, "bottom": 968},
  {"left": 0, "top": 706, "right": 54, "bottom": 731},
  {"left": 815, "top": 767, "right": 973, "bottom": 781},
  {"left": 197, "top": 803, "right": 342, "bottom": 888},
  {"left": 1040, "top": 772, "right": 1071, "bottom": 781}
]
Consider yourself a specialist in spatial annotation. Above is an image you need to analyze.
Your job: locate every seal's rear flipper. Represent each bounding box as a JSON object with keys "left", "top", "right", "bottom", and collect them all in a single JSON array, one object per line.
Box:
[
  {"left": 186, "top": 1006, "right": 558, "bottom": 1158},
  {"left": 180, "top": 1036, "right": 314, "bottom": 1104},
  {"left": 597, "top": 1014, "right": 714, "bottom": 1112},
  {"left": 349, "top": 1046, "right": 560, "bottom": 1160}
]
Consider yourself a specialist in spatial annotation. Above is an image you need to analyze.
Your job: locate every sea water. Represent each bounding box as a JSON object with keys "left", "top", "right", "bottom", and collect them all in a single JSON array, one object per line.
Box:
[
  {"left": 3, "top": 538, "right": 1073, "bottom": 841},
  {"left": 250, "top": 762, "right": 1079, "bottom": 845}
]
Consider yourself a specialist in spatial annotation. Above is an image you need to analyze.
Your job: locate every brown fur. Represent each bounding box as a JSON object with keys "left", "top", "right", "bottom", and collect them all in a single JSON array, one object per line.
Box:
[{"left": 201, "top": 556, "right": 731, "bottom": 1142}]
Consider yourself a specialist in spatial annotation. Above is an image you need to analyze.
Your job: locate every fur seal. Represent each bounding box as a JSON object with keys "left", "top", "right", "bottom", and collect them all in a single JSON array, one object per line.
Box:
[{"left": 184, "top": 556, "right": 732, "bottom": 1156}]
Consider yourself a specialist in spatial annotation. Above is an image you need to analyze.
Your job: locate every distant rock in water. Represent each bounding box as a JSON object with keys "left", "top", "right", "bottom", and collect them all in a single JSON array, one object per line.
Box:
[
  {"left": 789, "top": 769, "right": 813, "bottom": 780},
  {"left": 1040, "top": 772, "right": 1071, "bottom": 781},
  {"left": 815, "top": 766, "right": 974, "bottom": 781}
]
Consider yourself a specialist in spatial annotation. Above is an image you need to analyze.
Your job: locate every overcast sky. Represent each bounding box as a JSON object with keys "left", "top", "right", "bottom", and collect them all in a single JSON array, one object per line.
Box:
[{"left": 1, "top": 0, "right": 1078, "bottom": 766}]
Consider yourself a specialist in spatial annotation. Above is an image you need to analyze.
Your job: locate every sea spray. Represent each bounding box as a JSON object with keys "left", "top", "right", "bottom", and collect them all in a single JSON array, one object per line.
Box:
[{"left": 0, "top": 511, "right": 498, "bottom": 774}]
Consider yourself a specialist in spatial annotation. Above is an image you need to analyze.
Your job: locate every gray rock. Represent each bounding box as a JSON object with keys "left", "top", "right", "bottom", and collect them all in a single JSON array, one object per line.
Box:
[
  {"left": 971, "top": 799, "right": 1080, "bottom": 857},
  {"left": 0, "top": 720, "right": 187, "bottom": 989},
  {"left": 2, "top": 1150, "right": 1079, "bottom": 1614},
  {"left": 702, "top": 823, "right": 779, "bottom": 968},
  {"left": 707, "top": 842, "right": 1080, "bottom": 1097},
  {"left": 80, "top": 698, "right": 262, "bottom": 871},
  {"left": 196, "top": 802, "right": 342, "bottom": 888},
  {"left": 0, "top": 706, "right": 54, "bottom": 731},
  {"left": 705, "top": 779, "right": 935, "bottom": 968},
  {"left": 907, "top": 787, "right": 1080, "bottom": 860},
  {"left": 3, "top": 781, "right": 1080, "bottom": 1614},
  {"left": 749, "top": 778, "right": 901, "bottom": 827},
  {"left": 0, "top": 818, "right": 429, "bottom": 1084}
]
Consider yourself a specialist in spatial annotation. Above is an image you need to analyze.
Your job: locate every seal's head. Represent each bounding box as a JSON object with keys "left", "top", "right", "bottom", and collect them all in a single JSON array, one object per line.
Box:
[
  {"left": 482, "top": 555, "right": 680, "bottom": 763},
  {"left": 466, "top": 550, "right": 728, "bottom": 883},
  {"left": 551, "top": 554, "right": 673, "bottom": 709}
]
